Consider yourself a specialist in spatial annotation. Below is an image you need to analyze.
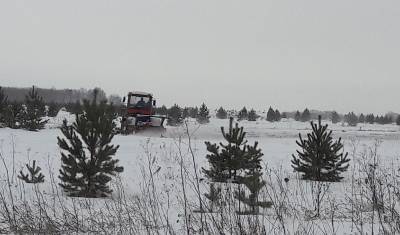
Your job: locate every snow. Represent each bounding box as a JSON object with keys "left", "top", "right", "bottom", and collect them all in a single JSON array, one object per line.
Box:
[{"left": 1, "top": 115, "right": 400, "bottom": 233}]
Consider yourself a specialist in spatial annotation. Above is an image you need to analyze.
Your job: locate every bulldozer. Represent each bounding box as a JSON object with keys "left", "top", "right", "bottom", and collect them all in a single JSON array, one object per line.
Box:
[{"left": 120, "top": 91, "right": 166, "bottom": 134}]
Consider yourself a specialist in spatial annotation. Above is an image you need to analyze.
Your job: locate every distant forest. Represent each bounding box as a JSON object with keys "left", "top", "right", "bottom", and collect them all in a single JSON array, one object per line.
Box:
[{"left": 2, "top": 86, "right": 122, "bottom": 105}]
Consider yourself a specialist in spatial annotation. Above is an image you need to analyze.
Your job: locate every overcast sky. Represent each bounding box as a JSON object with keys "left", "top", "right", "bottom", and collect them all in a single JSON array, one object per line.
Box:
[{"left": 1, "top": 0, "right": 399, "bottom": 114}]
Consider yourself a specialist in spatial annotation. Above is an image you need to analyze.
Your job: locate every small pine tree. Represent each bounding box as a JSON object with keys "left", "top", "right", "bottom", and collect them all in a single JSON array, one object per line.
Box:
[
  {"left": 235, "top": 170, "right": 272, "bottom": 214},
  {"left": 235, "top": 141, "right": 271, "bottom": 214},
  {"left": 366, "top": 114, "right": 375, "bottom": 124},
  {"left": 301, "top": 108, "right": 311, "bottom": 122},
  {"left": 266, "top": 107, "right": 275, "bottom": 122},
  {"left": 396, "top": 115, "right": 400, "bottom": 126},
  {"left": 331, "top": 111, "right": 341, "bottom": 124},
  {"left": 203, "top": 118, "right": 247, "bottom": 182},
  {"left": 384, "top": 115, "right": 392, "bottom": 124},
  {"left": 291, "top": 116, "right": 350, "bottom": 182},
  {"left": 358, "top": 113, "right": 365, "bottom": 123},
  {"left": 247, "top": 109, "right": 258, "bottom": 121},
  {"left": 58, "top": 91, "right": 123, "bottom": 197},
  {"left": 22, "top": 86, "right": 48, "bottom": 131},
  {"left": 155, "top": 105, "right": 168, "bottom": 115},
  {"left": 189, "top": 107, "right": 199, "bottom": 118},
  {"left": 294, "top": 111, "right": 301, "bottom": 121},
  {"left": 237, "top": 107, "right": 248, "bottom": 121},
  {"left": 274, "top": 109, "right": 281, "bottom": 121},
  {"left": 47, "top": 102, "right": 61, "bottom": 117},
  {"left": 375, "top": 115, "right": 383, "bottom": 125},
  {"left": 3, "top": 102, "right": 23, "bottom": 129},
  {"left": 65, "top": 101, "right": 83, "bottom": 115},
  {"left": 203, "top": 118, "right": 271, "bottom": 213},
  {"left": 375, "top": 115, "right": 391, "bottom": 125},
  {"left": 182, "top": 107, "right": 190, "bottom": 119},
  {"left": 167, "top": 104, "right": 183, "bottom": 126},
  {"left": 18, "top": 160, "right": 45, "bottom": 184},
  {"left": 216, "top": 107, "right": 228, "bottom": 119},
  {"left": 197, "top": 103, "right": 210, "bottom": 124},
  {"left": 344, "top": 112, "right": 358, "bottom": 126},
  {"left": 204, "top": 183, "right": 222, "bottom": 212}
]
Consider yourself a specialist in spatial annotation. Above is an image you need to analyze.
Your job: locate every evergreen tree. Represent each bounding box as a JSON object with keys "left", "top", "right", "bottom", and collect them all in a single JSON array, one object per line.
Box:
[
  {"left": 247, "top": 109, "right": 258, "bottom": 121},
  {"left": 22, "top": 86, "right": 48, "bottom": 131},
  {"left": 58, "top": 90, "right": 123, "bottom": 197},
  {"left": 203, "top": 118, "right": 271, "bottom": 213},
  {"left": 216, "top": 107, "right": 228, "bottom": 119},
  {"left": 235, "top": 169, "right": 272, "bottom": 214},
  {"left": 189, "top": 106, "right": 199, "bottom": 118},
  {"left": 47, "top": 102, "right": 61, "bottom": 117},
  {"left": 292, "top": 116, "right": 350, "bottom": 182},
  {"left": 375, "top": 115, "right": 391, "bottom": 125},
  {"left": 237, "top": 107, "right": 248, "bottom": 121},
  {"left": 366, "top": 114, "right": 375, "bottom": 124},
  {"left": 358, "top": 113, "right": 365, "bottom": 123},
  {"left": 182, "top": 107, "right": 190, "bottom": 119},
  {"left": 384, "top": 115, "right": 393, "bottom": 124},
  {"left": 65, "top": 101, "right": 83, "bottom": 115},
  {"left": 266, "top": 107, "right": 276, "bottom": 122},
  {"left": 3, "top": 102, "right": 23, "bottom": 129},
  {"left": 331, "top": 111, "right": 341, "bottom": 124},
  {"left": 344, "top": 112, "right": 358, "bottom": 126},
  {"left": 155, "top": 105, "right": 168, "bottom": 116},
  {"left": 294, "top": 111, "right": 301, "bottom": 121},
  {"left": 203, "top": 117, "right": 264, "bottom": 183},
  {"left": 204, "top": 183, "right": 222, "bottom": 212},
  {"left": 72, "top": 101, "right": 83, "bottom": 114},
  {"left": 396, "top": 116, "right": 400, "bottom": 126},
  {"left": 0, "top": 87, "right": 8, "bottom": 125},
  {"left": 167, "top": 104, "right": 183, "bottom": 126},
  {"left": 203, "top": 118, "right": 247, "bottom": 182},
  {"left": 300, "top": 108, "right": 311, "bottom": 122},
  {"left": 375, "top": 115, "right": 383, "bottom": 124},
  {"left": 18, "top": 160, "right": 45, "bottom": 184},
  {"left": 274, "top": 109, "right": 281, "bottom": 121},
  {"left": 234, "top": 141, "right": 272, "bottom": 214},
  {"left": 197, "top": 103, "right": 210, "bottom": 124}
]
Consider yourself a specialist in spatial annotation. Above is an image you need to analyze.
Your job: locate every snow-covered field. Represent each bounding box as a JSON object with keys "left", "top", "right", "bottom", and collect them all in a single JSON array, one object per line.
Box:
[{"left": 1, "top": 111, "right": 400, "bottom": 234}]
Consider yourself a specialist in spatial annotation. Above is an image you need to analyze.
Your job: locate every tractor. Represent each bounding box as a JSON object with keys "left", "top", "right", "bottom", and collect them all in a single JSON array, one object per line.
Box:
[{"left": 120, "top": 91, "right": 166, "bottom": 133}]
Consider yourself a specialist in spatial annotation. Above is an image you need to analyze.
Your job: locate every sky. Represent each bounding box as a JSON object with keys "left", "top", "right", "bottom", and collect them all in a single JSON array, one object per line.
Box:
[{"left": 0, "top": 0, "right": 399, "bottom": 114}]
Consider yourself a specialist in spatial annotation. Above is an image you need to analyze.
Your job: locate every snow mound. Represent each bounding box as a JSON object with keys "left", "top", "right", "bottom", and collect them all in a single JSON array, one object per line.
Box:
[{"left": 45, "top": 109, "right": 75, "bottom": 129}]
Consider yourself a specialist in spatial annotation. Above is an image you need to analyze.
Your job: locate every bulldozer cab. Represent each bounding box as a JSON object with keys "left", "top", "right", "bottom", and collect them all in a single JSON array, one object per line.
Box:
[
  {"left": 128, "top": 95, "right": 151, "bottom": 108},
  {"left": 125, "top": 92, "right": 155, "bottom": 116},
  {"left": 120, "top": 91, "right": 165, "bottom": 134}
]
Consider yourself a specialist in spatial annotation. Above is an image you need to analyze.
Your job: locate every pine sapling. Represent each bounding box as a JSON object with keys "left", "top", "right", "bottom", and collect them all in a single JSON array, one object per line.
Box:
[
  {"left": 216, "top": 107, "right": 228, "bottom": 119},
  {"left": 292, "top": 116, "right": 350, "bottom": 182},
  {"left": 204, "top": 183, "right": 222, "bottom": 212},
  {"left": 237, "top": 107, "right": 248, "bottom": 121},
  {"left": 266, "top": 107, "right": 275, "bottom": 122},
  {"left": 58, "top": 90, "right": 123, "bottom": 197},
  {"left": 203, "top": 118, "right": 272, "bottom": 214},
  {"left": 22, "top": 86, "right": 48, "bottom": 131},
  {"left": 247, "top": 109, "right": 258, "bottom": 121},
  {"left": 3, "top": 102, "right": 23, "bottom": 129},
  {"left": 18, "top": 160, "right": 45, "bottom": 184},
  {"left": 197, "top": 103, "right": 210, "bottom": 124}
]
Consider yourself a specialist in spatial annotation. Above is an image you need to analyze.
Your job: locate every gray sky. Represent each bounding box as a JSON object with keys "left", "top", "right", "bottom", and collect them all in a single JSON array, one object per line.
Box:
[{"left": 1, "top": 0, "right": 399, "bottom": 114}]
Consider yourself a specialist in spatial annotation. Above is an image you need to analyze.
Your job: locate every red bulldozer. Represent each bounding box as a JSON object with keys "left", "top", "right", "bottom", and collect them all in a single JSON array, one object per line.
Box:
[{"left": 120, "top": 91, "right": 166, "bottom": 133}]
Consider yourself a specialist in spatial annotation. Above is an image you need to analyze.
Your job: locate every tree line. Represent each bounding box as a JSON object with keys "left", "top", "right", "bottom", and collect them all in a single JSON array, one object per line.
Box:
[{"left": 156, "top": 103, "right": 400, "bottom": 127}]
